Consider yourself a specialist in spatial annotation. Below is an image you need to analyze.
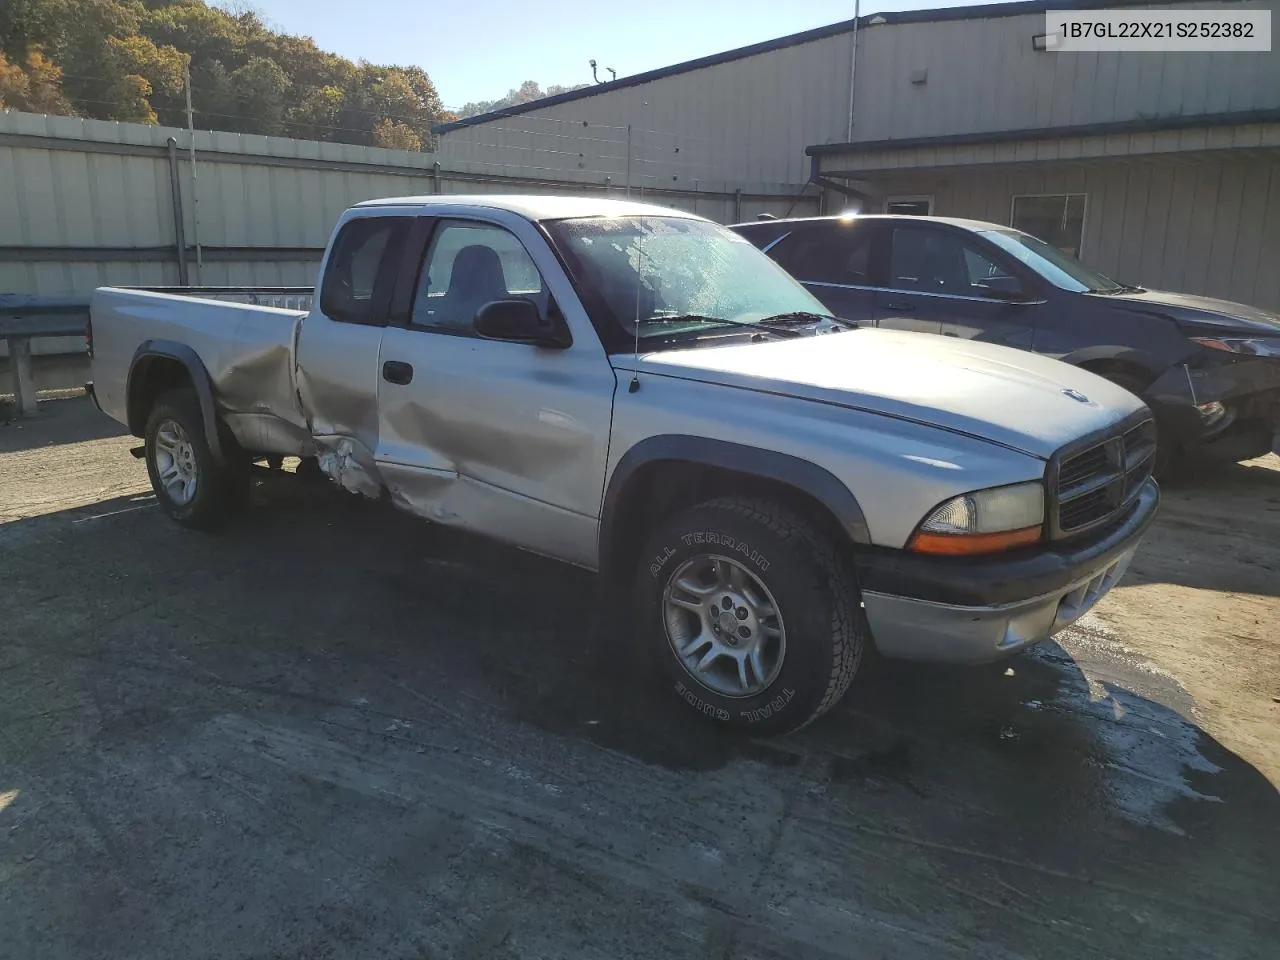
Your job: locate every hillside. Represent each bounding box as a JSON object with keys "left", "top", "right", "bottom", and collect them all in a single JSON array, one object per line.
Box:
[{"left": 0, "top": 0, "right": 453, "bottom": 150}]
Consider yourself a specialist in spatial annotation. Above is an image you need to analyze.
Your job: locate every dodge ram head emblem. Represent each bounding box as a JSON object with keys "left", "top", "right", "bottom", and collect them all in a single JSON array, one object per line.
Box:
[{"left": 1062, "top": 388, "right": 1091, "bottom": 403}]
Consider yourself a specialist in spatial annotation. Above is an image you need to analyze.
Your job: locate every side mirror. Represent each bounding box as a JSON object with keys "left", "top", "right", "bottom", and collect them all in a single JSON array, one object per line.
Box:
[{"left": 474, "top": 298, "right": 569, "bottom": 348}]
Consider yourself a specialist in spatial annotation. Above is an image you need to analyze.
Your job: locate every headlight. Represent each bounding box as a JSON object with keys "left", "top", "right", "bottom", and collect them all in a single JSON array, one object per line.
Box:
[
  {"left": 909, "top": 481, "right": 1044, "bottom": 555},
  {"left": 1192, "top": 336, "right": 1280, "bottom": 358}
]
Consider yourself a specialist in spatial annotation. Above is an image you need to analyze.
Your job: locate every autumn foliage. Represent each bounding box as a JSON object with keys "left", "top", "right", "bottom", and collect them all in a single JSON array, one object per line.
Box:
[{"left": 0, "top": 0, "right": 454, "bottom": 149}]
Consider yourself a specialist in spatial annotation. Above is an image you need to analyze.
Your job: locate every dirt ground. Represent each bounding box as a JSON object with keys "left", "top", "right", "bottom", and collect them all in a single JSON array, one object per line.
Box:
[{"left": 2, "top": 396, "right": 1278, "bottom": 959}]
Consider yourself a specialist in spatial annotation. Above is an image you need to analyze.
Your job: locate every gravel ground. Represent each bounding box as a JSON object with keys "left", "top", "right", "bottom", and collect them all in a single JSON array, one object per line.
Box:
[{"left": 1, "top": 397, "right": 1278, "bottom": 960}]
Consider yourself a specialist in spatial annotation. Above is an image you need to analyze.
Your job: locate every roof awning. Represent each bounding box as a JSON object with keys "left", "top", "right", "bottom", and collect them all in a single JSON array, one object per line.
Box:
[{"left": 807, "top": 109, "right": 1280, "bottom": 178}]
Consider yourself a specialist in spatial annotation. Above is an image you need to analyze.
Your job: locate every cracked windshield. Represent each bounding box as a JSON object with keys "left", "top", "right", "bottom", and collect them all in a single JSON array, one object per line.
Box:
[
  {"left": 547, "top": 216, "right": 831, "bottom": 341},
  {"left": 1, "top": 0, "right": 1277, "bottom": 957}
]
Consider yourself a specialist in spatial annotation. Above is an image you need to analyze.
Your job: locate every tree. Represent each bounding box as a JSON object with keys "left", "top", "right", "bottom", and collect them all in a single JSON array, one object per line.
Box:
[
  {"left": 457, "top": 80, "right": 588, "bottom": 118},
  {"left": 0, "top": 47, "right": 74, "bottom": 114},
  {"left": 288, "top": 83, "right": 344, "bottom": 141},
  {"left": 372, "top": 118, "right": 420, "bottom": 151},
  {"left": 228, "top": 56, "right": 289, "bottom": 134},
  {"left": 106, "top": 34, "right": 187, "bottom": 123},
  {"left": 0, "top": 0, "right": 452, "bottom": 147}
]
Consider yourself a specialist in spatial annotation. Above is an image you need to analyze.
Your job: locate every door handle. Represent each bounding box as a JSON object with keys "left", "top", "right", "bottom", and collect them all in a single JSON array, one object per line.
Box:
[
  {"left": 382, "top": 360, "right": 413, "bottom": 385},
  {"left": 883, "top": 301, "right": 916, "bottom": 312}
]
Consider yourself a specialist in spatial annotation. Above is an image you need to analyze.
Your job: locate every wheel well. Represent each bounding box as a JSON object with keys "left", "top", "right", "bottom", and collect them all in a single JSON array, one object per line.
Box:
[
  {"left": 606, "top": 459, "right": 855, "bottom": 579},
  {"left": 127, "top": 356, "right": 194, "bottom": 436},
  {"left": 1077, "top": 358, "right": 1152, "bottom": 391}
]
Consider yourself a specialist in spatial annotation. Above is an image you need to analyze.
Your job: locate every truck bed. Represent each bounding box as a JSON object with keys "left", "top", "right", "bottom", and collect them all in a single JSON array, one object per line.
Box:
[{"left": 90, "top": 287, "right": 315, "bottom": 457}]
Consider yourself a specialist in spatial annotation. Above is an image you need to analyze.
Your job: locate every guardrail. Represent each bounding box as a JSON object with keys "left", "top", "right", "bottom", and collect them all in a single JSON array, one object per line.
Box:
[
  {"left": 0, "top": 296, "right": 90, "bottom": 417},
  {"left": 1, "top": 289, "right": 314, "bottom": 417}
]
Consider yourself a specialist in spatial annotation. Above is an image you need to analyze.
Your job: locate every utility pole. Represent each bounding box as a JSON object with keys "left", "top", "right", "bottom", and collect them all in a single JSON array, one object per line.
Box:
[
  {"left": 184, "top": 63, "right": 203, "bottom": 282},
  {"left": 625, "top": 124, "right": 632, "bottom": 198},
  {"left": 846, "top": 0, "right": 861, "bottom": 143}
]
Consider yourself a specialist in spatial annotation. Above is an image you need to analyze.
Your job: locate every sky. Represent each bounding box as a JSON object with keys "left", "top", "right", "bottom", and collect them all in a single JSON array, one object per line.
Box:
[{"left": 245, "top": 0, "right": 981, "bottom": 110}]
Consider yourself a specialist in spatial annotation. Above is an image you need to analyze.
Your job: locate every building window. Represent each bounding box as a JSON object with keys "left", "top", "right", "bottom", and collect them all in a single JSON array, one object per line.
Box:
[
  {"left": 885, "top": 196, "right": 933, "bottom": 216},
  {"left": 1010, "top": 194, "right": 1087, "bottom": 258}
]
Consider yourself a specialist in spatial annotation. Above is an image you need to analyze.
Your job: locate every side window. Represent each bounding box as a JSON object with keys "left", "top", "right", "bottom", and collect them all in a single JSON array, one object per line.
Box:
[
  {"left": 890, "top": 227, "right": 1020, "bottom": 297},
  {"left": 411, "top": 221, "right": 545, "bottom": 334},
  {"left": 771, "top": 226, "right": 872, "bottom": 286},
  {"left": 319, "top": 217, "right": 408, "bottom": 324}
]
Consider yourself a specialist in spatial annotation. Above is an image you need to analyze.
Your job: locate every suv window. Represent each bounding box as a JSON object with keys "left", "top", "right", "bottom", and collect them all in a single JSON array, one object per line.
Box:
[
  {"left": 319, "top": 217, "right": 409, "bottom": 324},
  {"left": 889, "top": 226, "right": 1019, "bottom": 298},
  {"left": 411, "top": 221, "right": 546, "bottom": 335},
  {"left": 771, "top": 225, "right": 872, "bottom": 286}
]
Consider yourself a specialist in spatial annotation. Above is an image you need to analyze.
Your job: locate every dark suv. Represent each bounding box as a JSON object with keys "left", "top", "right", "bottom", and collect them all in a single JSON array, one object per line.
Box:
[{"left": 731, "top": 214, "right": 1280, "bottom": 469}]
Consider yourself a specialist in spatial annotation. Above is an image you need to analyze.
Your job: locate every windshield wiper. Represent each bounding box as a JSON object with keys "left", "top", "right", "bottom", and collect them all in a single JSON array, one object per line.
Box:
[
  {"left": 642, "top": 314, "right": 805, "bottom": 339},
  {"left": 757, "top": 310, "right": 857, "bottom": 330}
]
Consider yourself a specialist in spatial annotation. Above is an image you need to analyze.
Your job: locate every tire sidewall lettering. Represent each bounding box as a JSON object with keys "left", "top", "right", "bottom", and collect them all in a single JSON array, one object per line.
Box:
[
  {"left": 739, "top": 687, "right": 796, "bottom": 724},
  {"left": 649, "top": 531, "right": 771, "bottom": 579},
  {"left": 675, "top": 682, "right": 731, "bottom": 722}
]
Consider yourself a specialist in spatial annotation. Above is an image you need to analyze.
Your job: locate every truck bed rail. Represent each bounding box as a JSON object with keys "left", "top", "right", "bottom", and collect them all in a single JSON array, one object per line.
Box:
[{"left": 3, "top": 287, "right": 315, "bottom": 417}]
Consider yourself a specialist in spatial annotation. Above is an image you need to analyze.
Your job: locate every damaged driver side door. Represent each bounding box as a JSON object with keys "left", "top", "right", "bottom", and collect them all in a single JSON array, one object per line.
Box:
[{"left": 374, "top": 215, "right": 616, "bottom": 568}]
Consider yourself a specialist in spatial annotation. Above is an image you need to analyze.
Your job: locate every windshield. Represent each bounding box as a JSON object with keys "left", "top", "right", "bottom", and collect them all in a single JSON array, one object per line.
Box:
[
  {"left": 544, "top": 215, "right": 831, "bottom": 349},
  {"left": 981, "top": 228, "right": 1123, "bottom": 293}
]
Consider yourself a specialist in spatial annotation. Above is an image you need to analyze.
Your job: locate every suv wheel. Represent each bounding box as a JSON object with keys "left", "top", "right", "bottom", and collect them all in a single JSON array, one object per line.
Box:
[
  {"left": 635, "top": 497, "right": 865, "bottom": 735},
  {"left": 144, "top": 389, "right": 246, "bottom": 530}
]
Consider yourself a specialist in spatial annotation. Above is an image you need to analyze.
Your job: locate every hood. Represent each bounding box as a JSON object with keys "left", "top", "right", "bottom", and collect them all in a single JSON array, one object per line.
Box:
[
  {"left": 621, "top": 329, "right": 1146, "bottom": 459},
  {"left": 1095, "top": 288, "right": 1280, "bottom": 335}
]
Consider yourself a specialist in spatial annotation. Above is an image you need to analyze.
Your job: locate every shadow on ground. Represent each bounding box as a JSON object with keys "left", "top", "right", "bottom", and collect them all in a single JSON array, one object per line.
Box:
[
  {"left": 0, "top": 392, "right": 126, "bottom": 452},
  {"left": 2, "top": 464, "right": 1278, "bottom": 959}
]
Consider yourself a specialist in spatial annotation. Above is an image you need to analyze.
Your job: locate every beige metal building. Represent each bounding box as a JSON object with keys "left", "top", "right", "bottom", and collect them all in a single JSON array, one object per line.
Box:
[{"left": 436, "top": 0, "right": 1280, "bottom": 308}]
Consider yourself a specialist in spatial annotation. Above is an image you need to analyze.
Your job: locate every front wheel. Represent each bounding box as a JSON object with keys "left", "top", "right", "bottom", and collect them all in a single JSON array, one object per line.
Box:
[
  {"left": 144, "top": 389, "right": 246, "bottom": 530},
  {"left": 635, "top": 497, "right": 866, "bottom": 735}
]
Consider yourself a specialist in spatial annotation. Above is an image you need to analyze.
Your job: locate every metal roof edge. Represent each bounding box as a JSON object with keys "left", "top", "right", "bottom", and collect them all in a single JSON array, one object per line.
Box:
[
  {"left": 805, "top": 108, "right": 1280, "bottom": 157},
  {"left": 434, "top": 0, "right": 1170, "bottom": 134}
]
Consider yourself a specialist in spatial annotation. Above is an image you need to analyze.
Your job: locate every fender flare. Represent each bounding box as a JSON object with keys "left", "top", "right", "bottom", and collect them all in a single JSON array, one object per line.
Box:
[
  {"left": 1058, "top": 345, "right": 1167, "bottom": 383},
  {"left": 599, "top": 435, "right": 871, "bottom": 572},
  {"left": 127, "top": 339, "right": 225, "bottom": 464}
]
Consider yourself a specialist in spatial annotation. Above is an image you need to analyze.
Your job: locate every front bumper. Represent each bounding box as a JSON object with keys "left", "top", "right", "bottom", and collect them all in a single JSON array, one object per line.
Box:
[
  {"left": 857, "top": 478, "right": 1159, "bottom": 664},
  {"left": 1149, "top": 356, "right": 1280, "bottom": 451}
]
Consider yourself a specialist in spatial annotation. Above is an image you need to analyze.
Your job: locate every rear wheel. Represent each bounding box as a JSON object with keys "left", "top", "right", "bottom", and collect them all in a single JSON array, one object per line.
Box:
[
  {"left": 635, "top": 497, "right": 866, "bottom": 735},
  {"left": 144, "top": 389, "right": 246, "bottom": 530}
]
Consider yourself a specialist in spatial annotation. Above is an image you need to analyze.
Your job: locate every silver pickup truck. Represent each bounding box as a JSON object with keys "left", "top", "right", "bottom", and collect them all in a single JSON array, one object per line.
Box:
[{"left": 88, "top": 195, "right": 1160, "bottom": 734}]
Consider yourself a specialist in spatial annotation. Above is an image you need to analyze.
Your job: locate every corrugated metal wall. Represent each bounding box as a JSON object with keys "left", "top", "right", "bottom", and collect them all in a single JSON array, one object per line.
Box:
[
  {"left": 865, "top": 156, "right": 1280, "bottom": 310},
  {"left": 439, "top": 1, "right": 1276, "bottom": 179},
  {"left": 439, "top": 31, "right": 856, "bottom": 185},
  {"left": 0, "top": 110, "right": 817, "bottom": 302},
  {"left": 850, "top": 0, "right": 1278, "bottom": 143}
]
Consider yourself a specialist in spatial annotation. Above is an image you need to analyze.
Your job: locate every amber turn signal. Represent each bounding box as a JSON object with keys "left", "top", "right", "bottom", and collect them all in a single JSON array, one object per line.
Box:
[{"left": 908, "top": 525, "right": 1043, "bottom": 556}]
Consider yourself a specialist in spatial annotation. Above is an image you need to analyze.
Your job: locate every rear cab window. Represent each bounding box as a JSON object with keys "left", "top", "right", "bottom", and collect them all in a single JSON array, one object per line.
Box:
[{"left": 320, "top": 216, "right": 412, "bottom": 325}]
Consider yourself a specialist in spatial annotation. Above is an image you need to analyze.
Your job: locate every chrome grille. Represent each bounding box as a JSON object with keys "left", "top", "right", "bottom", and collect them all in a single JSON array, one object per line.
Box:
[{"left": 1052, "top": 416, "right": 1156, "bottom": 538}]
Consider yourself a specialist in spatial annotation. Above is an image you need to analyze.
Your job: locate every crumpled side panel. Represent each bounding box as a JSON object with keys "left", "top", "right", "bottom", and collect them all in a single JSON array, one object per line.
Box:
[{"left": 313, "top": 435, "right": 384, "bottom": 499}]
